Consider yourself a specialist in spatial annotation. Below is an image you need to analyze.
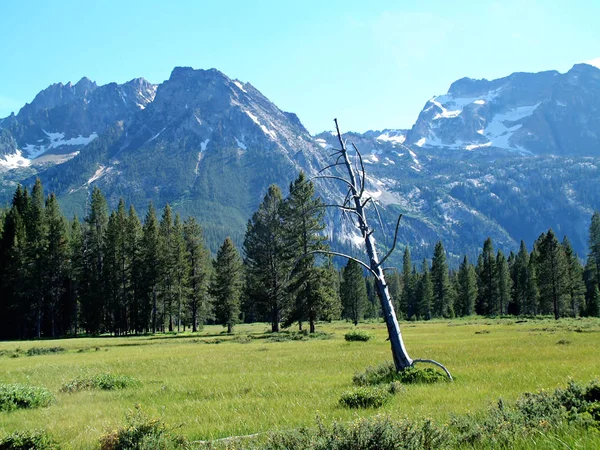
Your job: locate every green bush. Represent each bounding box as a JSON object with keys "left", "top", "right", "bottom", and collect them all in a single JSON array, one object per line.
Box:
[
  {"left": 265, "top": 415, "right": 449, "bottom": 450},
  {"left": 344, "top": 330, "right": 372, "bottom": 342},
  {"left": 26, "top": 347, "right": 65, "bottom": 357},
  {"left": 99, "top": 405, "right": 187, "bottom": 450},
  {"left": 0, "top": 384, "right": 54, "bottom": 412},
  {"left": 61, "top": 374, "right": 140, "bottom": 393},
  {"left": 339, "top": 386, "right": 391, "bottom": 408},
  {"left": 0, "top": 430, "right": 59, "bottom": 450},
  {"left": 353, "top": 361, "right": 448, "bottom": 386}
]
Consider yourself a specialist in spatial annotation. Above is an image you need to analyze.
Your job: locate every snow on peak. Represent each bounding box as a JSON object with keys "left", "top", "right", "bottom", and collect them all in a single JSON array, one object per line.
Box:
[
  {"left": 233, "top": 80, "right": 247, "bottom": 93},
  {"left": 244, "top": 110, "right": 277, "bottom": 140},
  {"left": 376, "top": 131, "right": 406, "bottom": 145}
]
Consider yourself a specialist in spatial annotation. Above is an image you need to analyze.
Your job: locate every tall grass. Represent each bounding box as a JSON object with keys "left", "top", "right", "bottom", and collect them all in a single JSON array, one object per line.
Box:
[{"left": 0, "top": 318, "right": 599, "bottom": 449}]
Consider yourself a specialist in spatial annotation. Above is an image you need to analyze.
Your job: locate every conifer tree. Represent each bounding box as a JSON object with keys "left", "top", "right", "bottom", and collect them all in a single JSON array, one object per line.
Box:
[
  {"left": 126, "top": 206, "right": 144, "bottom": 332},
  {"left": 523, "top": 252, "right": 540, "bottom": 315},
  {"left": 431, "top": 241, "right": 453, "bottom": 318},
  {"left": 476, "top": 238, "right": 496, "bottom": 315},
  {"left": 183, "top": 216, "right": 211, "bottom": 332},
  {"left": 416, "top": 259, "right": 432, "bottom": 320},
  {"left": 401, "top": 247, "right": 416, "bottom": 319},
  {"left": 172, "top": 214, "right": 189, "bottom": 332},
  {"left": 495, "top": 250, "right": 511, "bottom": 315},
  {"left": 141, "top": 203, "right": 161, "bottom": 333},
  {"left": 243, "top": 185, "right": 288, "bottom": 332},
  {"left": 510, "top": 241, "right": 529, "bottom": 315},
  {"left": 211, "top": 237, "right": 244, "bottom": 333},
  {"left": 456, "top": 255, "right": 477, "bottom": 316},
  {"left": 589, "top": 211, "right": 600, "bottom": 290},
  {"left": 562, "top": 236, "right": 585, "bottom": 317},
  {"left": 281, "top": 172, "right": 327, "bottom": 332},
  {"left": 536, "top": 230, "right": 569, "bottom": 319},
  {"left": 159, "top": 204, "right": 175, "bottom": 331},
  {"left": 68, "top": 216, "right": 84, "bottom": 335},
  {"left": 340, "top": 258, "right": 368, "bottom": 325},
  {"left": 81, "top": 186, "right": 109, "bottom": 334},
  {"left": 27, "top": 178, "right": 47, "bottom": 337},
  {"left": 43, "top": 193, "right": 69, "bottom": 337}
]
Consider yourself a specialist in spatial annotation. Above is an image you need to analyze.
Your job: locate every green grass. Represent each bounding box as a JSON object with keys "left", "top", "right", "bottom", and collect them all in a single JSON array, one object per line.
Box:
[{"left": 0, "top": 318, "right": 599, "bottom": 449}]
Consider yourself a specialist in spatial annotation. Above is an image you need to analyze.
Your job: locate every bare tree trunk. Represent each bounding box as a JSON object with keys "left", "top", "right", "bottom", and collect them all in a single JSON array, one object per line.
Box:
[{"left": 332, "top": 120, "right": 413, "bottom": 370}]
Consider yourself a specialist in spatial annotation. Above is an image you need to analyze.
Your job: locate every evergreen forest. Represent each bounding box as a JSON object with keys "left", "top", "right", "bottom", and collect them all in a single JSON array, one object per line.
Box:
[{"left": 1, "top": 176, "right": 599, "bottom": 340}]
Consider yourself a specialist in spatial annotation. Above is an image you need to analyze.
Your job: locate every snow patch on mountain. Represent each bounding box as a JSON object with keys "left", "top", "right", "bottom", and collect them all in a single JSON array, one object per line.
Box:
[
  {"left": 23, "top": 131, "right": 98, "bottom": 159},
  {"left": 0, "top": 149, "right": 31, "bottom": 170},
  {"left": 86, "top": 165, "right": 108, "bottom": 185},
  {"left": 376, "top": 131, "right": 406, "bottom": 145}
]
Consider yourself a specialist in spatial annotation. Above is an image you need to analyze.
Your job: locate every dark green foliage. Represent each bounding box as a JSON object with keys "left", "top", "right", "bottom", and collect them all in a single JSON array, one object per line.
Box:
[
  {"left": 353, "top": 361, "right": 448, "bottom": 386},
  {"left": 243, "top": 185, "right": 288, "bottom": 332},
  {"left": 536, "top": 230, "right": 569, "bottom": 318},
  {"left": 183, "top": 217, "right": 211, "bottom": 332},
  {"left": 0, "top": 384, "right": 54, "bottom": 411},
  {"left": 476, "top": 238, "right": 496, "bottom": 315},
  {"left": 340, "top": 259, "right": 369, "bottom": 325},
  {"left": 431, "top": 241, "right": 453, "bottom": 318},
  {"left": 25, "top": 347, "right": 65, "bottom": 357},
  {"left": 415, "top": 259, "right": 433, "bottom": 320},
  {"left": 339, "top": 386, "right": 392, "bottom": 408},
  {"left": 495, "top": 250, "right": 511, "bottom": 315},
  {"left": 455, "top": 255, "right": 477, "bottom": 316},
  {"left": 264, "top": 415, "right": 449, "bottom": 450},
  {"left": 60, "top": 374, "right": 140, "bottom": 393},
  {"left": 0, "top": 430, "right": 59, "bottom": 450},
  {"left": 99, "top": 405, "right": 187, "bottom": 450},
  {"left": 344, "top": 330, "right": 372, "bottom": 342},
  {"left": 211, "top": 237, "right": 244, "bottom": 333}
]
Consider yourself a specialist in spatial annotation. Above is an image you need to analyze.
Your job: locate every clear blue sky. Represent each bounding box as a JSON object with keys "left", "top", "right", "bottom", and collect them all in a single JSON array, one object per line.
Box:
[{"left": 1, "top": 0, "right": 599, "bottom": 134}]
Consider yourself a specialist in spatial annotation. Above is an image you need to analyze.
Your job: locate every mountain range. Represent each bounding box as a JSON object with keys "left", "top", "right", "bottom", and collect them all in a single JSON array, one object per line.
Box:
[{"left": 1, "top": 63, "right": 599, "bottom": 264}]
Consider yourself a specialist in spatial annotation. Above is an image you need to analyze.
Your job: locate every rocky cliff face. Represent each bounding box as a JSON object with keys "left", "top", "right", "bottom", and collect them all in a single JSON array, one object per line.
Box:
[
  {"left": 404, "top": 63, "right": 600, "bottom": 156},
  {"left": 1, "top": 64, "right": 599, "bottom": 261}
]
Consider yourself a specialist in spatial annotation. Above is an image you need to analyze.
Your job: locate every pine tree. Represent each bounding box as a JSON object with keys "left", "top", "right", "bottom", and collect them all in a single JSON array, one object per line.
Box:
[
  {"left": 536, "top": 230, "right": 569, "bottom": 319},
  {"left": 495, "top": 250, "right": 512, "bottom": 316},
  {"left": 562, "top": 236, "right": 585, "bottom": 317},
  {"left": 588, "top": 285, "right": 600, "bottom": 317},
  {"left": 141, "top": 203, "right": 161, "bottom": 333},
  {"left": 183, "top": 216, "right": 211, "bottom": 332},
  {"left": 126, "top": 206, "right": 144, "bottom": 332},
  {"left": 416, "top": 259, "right": 432, "bottom": 320},
  {"left": 431, "top": 241, "right": 453, "bottom": 318},
  {"left": 211, "top": 237, "right": 244, "bottom": 333},
  {"left": 159, "top": 204, "right": 175, "bottom": 331},
  {"left": 281, "top": 172, "right": 327, "bottom": 332},
  {"left": 68, "top": 216, "right": 84, "bottom": 335},
  {"left": 476, "top": 238, "right": 496, "bottom": 315},
  {"left": 43, "top": 193, "right": 69, "bottom": 337},
  {"left": 401, "top": 247, "right": 416, "bottom": 319},
  {"left": 589, "top": 211, "right": 600, "bottom": 290},
  {"left": 340, "top": 259, "right": 368, "bottom": 325},
  {"left": 26, "top": 178, "right": 47, "bottom": 337},
  {"left": 456, "top": 255, "right": 477, "bottom": 316},
  {"left": 510, "top": 241, "right": 529, "bottom": 315},
  {"left": 172, "top": 214, "right": 189, "bottom": 332},
  {"left": 523, "top": 252, "right": 540, "bottom": 315},
  {"left": 81, "top": 186, "right": 109, "bottom": 334},
  {"left": 243, "top": 185, "right": 288, "bottom": 332}
]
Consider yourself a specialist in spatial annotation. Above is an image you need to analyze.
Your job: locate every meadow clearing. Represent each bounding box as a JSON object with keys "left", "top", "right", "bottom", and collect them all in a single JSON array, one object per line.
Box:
[{"left": 1, "top": 317, "right": 600, "bottom": 449}]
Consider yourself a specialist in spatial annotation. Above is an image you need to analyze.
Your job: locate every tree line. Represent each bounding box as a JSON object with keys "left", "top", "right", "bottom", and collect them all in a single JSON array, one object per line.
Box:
[{"left": 1, "top": 177, "right": 599, "bottom": 340}]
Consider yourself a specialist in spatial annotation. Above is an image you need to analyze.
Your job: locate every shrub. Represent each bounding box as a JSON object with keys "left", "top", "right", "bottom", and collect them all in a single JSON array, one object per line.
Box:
[
  {"left": 339, "top": 386, "right": 391, "bottom": 408},
  {"left": 353, "top": 362, "right": 449, "bottom": 386},
  {"left": 99, "top": 405, "right": 187, "bottom": 450},
  {"left": 26, "top": 347, "right": 65, "bottom": 357},
  {"left": 0, "top": 430, "right": 59, "bottom": 450},
  {"left": 265, "top": 415, "right": 449, "bottom": 450},
  {"left": 344, "top": 330, "right": 372, "bottom": 342},
  {"left": 61, "top": 374, "right": 140, "bottom": 393},
  {"left": 0, "top": 384, "right": 54, "bottom": 412}
]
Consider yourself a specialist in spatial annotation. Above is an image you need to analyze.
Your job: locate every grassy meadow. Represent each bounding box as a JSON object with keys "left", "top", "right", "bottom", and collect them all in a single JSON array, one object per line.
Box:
[{"left": 1, "top": 317, "right": 600, "bottom": 448}]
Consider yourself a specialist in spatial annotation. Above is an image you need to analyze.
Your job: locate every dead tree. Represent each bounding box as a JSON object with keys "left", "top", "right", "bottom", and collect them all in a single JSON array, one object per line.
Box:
[{"left": 313, "top": 119, "right": 452, "bottom": 379}]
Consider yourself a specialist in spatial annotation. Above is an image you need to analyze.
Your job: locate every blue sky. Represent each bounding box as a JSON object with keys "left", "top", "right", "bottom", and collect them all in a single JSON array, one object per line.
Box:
[{"left": 1, "top": 0, "right": 598, "bottom": 134}]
